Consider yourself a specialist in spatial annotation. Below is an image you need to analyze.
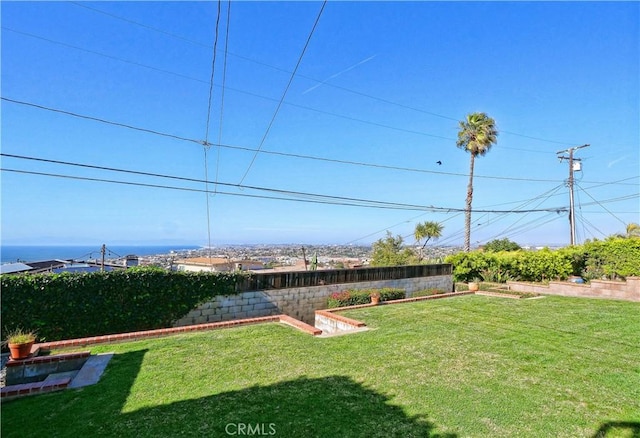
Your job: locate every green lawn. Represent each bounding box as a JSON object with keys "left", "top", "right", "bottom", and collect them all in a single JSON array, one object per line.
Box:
[{"left": 2, "top": 295, "right": 639, "bottom": 437}]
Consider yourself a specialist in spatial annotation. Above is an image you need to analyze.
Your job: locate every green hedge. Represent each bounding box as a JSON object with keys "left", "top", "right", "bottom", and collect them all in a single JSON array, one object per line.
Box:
[
  {"left": 581, "top": 238, "right": 640, "bottom": 280},
  {"left": 1, "top": 267, "right": 243, "bottom": 343},
  {"left": 445, "top": 237, "right": 640, "bottom": 283},
  {"left": 412, "top": 288, "right": 447, "bottom": 298},
  {"left": 327, "top": 288, "right": 405, "bottom": 308}
]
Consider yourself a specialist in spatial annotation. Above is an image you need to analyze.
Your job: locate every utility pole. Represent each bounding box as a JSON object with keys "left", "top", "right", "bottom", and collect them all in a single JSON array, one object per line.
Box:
[
  {"left": 101, "top": 244, "right": 106, "bottom": 272},
  {"left": 557, "top": 144, "right": 589, "bottom": 245},
  {"left": 301, "top": 246, "right": 308, "bottom": 271}
]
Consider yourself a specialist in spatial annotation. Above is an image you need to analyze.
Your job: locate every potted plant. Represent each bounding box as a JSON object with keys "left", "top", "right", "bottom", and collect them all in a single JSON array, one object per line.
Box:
[
  {"left": 467, "top": 278, "right": 481, "bottom": 292},
  {"left": 370, "top": 291, "right": 381, "bottom": 305},
  {"left": 5, "top": 328, "right": 37, "bottom": 360}
]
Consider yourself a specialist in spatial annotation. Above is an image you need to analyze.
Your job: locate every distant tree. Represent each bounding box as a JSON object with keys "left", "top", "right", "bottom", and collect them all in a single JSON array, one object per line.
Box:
[
  {"left": 457, "top": 112, "right": 498, "bottom": 252},
  {"left": 483, "top": 238, "right": 522, "bottom": 252},
  {"left": 626, "top": 223, "right": 640, "bottom": 239},
  {"left": 414, "top": 221, "right": 444, "bottom": 261},
  {"left": 370, "top": 232, "right": 417, "bottom": 267}
]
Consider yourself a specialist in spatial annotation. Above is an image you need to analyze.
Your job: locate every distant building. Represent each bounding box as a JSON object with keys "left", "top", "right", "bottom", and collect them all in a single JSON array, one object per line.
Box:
[
  {"left": 52, "top": 263, "right": 118, "bottom": 274},
  {"left": 0, "top": 260, "right": 70, "bottom": 275},
  {"left": 125, "top": 255, "right": 139, "bottom": 268},
  {"left": 0, "top": 258, "right": 129, "bottom": 275},
  {"left": 0, "top": 262, "right": 37, "bottom": 275},
  {"left": 174, "top": 257, "right": 264, "bottom": 273}
]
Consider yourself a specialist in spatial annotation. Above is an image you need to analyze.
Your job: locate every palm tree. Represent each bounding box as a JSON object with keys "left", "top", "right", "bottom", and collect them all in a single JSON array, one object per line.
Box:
[
  {"left": 626, "top": 222, "right": 640, "bottom": 238},
  {"left": 414, "top": 221, "right": 443, "bottom": 261},
  {"left": 457, "top": 112, "right": 498, "bottom": 252}
]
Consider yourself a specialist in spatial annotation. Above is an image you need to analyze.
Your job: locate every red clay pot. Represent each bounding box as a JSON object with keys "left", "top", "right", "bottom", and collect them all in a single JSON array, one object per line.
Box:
[{"left": 9, "top": 341, "right": 34, "bottom": 360}]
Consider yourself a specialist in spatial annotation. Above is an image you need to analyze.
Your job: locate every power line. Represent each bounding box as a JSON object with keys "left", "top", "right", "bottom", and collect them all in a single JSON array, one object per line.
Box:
[
  {"left": 2, "top": 27, "right": 204, "bottom": 84},
  {"left": 2, "top": 27, "right": 459, "bottom": 144},
  {"left": 3, "top": 97, "right": 638, "bottom": 187},
  {"left": 0, "top": 153, "right": 573, "bottom": 214},
  {"left": 0, "top": 97, "right": 560, "bottom": 184},
  {"left": 203, "top": 0, "right": 222, "bottom": 146},
  {"left": 214, "top": 0, "right": 232, "bottom": 192},
  {"left": 575, "top": 182, "right": 628, "bottom": 227},
  {"left": 10, "top": 20, "right": 640, "bottom": 155},
  {"left": 202, "top": 0, "right": 224, "bottom": 261},
  {"left": 237, "top": 0, "right": 327, "bottom": 185},
  {"left": 2, "top": 167, "right": 480, "bottom": 212},
  {"left": 490, "top": 184, "right": 566, "bottom": 239},
  {"left": 65, "top": 2, "right": 583, "bottom": 149},
  {"left": 1, "top": 97, "right": 200, "bottom": 144}
]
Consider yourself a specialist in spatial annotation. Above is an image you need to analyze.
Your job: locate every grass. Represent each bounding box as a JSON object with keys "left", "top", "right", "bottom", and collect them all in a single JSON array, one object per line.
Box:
[{"left": 2, "top": 295, "right": 639, "bottom": 437}]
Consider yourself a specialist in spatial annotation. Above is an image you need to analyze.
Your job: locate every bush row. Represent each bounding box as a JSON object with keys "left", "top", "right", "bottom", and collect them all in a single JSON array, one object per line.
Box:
[
  {"left": 327, "top": 288, "right": 405, "bottom": 308},
  {"left": 445, "top": 237, "right": 640, "bottom": 283},
  {"left": 411, "top": 288, "right": 448, "bottom": 298},
  {"left": 1, "top": 267, "right": 243, "bottom": 343}
]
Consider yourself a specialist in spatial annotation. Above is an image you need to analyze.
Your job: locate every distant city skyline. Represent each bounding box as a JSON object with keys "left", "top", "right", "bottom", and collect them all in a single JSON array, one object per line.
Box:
[{"left": 2, "top": 2, "right": 638, "bottom": 247}]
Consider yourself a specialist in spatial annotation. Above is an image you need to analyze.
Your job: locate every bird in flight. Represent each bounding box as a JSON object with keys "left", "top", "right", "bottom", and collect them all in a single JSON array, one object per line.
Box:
[{"left": 436, "top": 161, "right": 442, "bottom": 165}]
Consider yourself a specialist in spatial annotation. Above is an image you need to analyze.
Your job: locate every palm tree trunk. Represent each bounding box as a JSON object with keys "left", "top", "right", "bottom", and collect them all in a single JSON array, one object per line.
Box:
[{"left": 464, "top": 154, "right": 475, "bottom": 252}]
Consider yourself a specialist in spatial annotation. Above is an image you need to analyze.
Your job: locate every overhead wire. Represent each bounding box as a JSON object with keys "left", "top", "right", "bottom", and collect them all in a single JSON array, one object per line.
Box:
[
  {"left": 0, "top": 98, "right": 584, "bottom": 185},
  {"left": 5, "top": 5, "right": 637, "bottom": 246},
  {"left": 2, "top": 27, "right": 204, "bottom": 84},
  {"left": 6, "top": 21, "right": 590, "bottom": 157},
  {"left": 575, "top": 182, "right": 629, "bottom": 227},
  {"left": 65, "top": 2, "right": 585, "bottom": 149},
  {"left": 489, "top": 184, "right": 566, "bottom": 239},
  {"left": 9, "top": 19, "right": 640, "bottom": 158},
  {"left": 1, "top": 97, "right": 200, "bottom": 144},
  {"left": 215, "top": 0, "right": 232, "bottom": 193},
  {"left": 7, "top": 96, "right": 637, "bottom": 189},
  {"left": 436, "top": 184, "right": 566, "bottom": 246},
  {"left": 0, "top": 153, "right": 574, "bottom": 214},
  {"left": 202, "top": 0, "right": 223, "bottom": 260},
  {"left": 237, "top": 0, "right": 327, "bottom": 185},
  {"left": 576, "top": 212, "right": 608, "bottom": 239},
  {"left": 0, "top": 167, "right": 473, "bottom": 211},
  {"left": 3, "top": 27, "right": 460, "bottom": 144}
]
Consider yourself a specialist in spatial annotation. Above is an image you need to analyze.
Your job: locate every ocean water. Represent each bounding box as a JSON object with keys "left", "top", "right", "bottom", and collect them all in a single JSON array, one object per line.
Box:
[{"left": 0, "top": 245, "right": 201, "bottom": 264}]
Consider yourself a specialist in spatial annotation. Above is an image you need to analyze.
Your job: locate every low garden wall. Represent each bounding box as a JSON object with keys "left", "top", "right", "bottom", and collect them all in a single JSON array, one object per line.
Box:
[
  {"left": 507, "top": 277, "right": 640, "bottom": 302},
  {"left": 174, "top": 274, "right": 453, "bottom": 326}
]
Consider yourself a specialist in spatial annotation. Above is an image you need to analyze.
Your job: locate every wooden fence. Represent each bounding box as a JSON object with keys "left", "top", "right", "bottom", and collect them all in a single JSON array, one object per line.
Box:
[{"left": 236, "top": 264, "right": 452, "bottom": 292}]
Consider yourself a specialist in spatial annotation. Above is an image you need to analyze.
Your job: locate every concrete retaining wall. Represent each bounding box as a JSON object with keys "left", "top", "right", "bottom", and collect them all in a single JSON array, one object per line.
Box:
[
  {"left": 507, "top": 277, "right": 640, "bottom": 302},
  {"left": 174, "top": 274, "right": 452, "bottom": 326}
]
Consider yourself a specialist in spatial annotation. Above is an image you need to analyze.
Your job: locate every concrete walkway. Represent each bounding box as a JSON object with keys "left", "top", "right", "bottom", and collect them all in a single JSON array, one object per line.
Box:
[{"left": 69, "top": 353, "right": 113, "bottom": 389}]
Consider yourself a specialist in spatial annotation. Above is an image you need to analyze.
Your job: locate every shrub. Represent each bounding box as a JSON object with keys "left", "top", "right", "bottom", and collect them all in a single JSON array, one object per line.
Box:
[
  {"left": 370, "top": 232, "right": 417, "bottom": 266},
  {"left": 445, "top": 251, "right": 490, "bottom": 283},
  {"left": 581, "top": 237, "right": 640, "bottom": 280},
  {"left": 327, "top": 290, "right": 369, "bottom": 308},
  {"left": 515, "top": 249, "right": 573, "bottom": 282},
  {"left": 412, "top": 288, "right": 446, "bottom": 298},
  {"left": 447, "top": 248, "right": 574, "bottom": 283},
  {"left": 378, "top": 288, "right": 406, "bottom": 301},
  {"left": 483, "top": 238, "right": 521, "bottom": 252},
  {"left": 326, "top": 288, "right": 406, "bottom": 308},
  {"left": 1, "top": 268, "right": 244, "bottom": 342},
  {"left": 446, "top": 238, "right": 640, "bottom": 284}
]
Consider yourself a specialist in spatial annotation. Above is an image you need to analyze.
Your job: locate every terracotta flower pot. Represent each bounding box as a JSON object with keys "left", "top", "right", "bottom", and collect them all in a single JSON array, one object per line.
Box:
[
  {"left": 371, "top": 296, "right": 380, "bottom": 305},
  {"left": 9, "top": 341, "right": 34, "bottom": 360},
  {"left": 468, "top": 282, "right": 480, "bottom": 292}
]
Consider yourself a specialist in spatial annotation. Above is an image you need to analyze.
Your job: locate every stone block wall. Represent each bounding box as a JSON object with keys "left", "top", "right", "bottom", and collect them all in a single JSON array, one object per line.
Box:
[
  {"left": 173, "top": 274, "right": 452, "bottom": 326},
  {"left": 314, "top": 312, "right": 365, "bottom": 335},
  {"left": 507, "top": 277, "right": 639, "bottom": 302}
]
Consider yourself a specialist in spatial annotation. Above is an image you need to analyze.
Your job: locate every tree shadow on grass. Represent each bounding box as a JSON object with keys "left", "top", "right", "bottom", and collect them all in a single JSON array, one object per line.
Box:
[
  {"left": 592, "top": 421, "right": 640, "bottom": 438},
  {"left": 109, "top": 374, "right": 457, "bottom": 437},
  {"left": 2, "top": 348, "right": 456, "bottom": 437}
]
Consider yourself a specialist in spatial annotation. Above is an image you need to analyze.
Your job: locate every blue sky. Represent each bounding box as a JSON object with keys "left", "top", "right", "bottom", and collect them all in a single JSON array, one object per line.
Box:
[{"left": 1, "top": 1, "right": 638, "bottom": 247}]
